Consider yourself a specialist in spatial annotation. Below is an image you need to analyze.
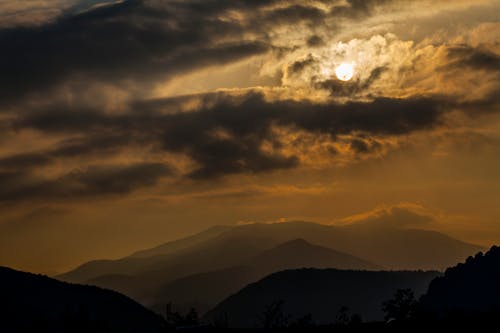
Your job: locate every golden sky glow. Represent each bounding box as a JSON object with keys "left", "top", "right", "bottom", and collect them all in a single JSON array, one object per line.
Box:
[{"left": 0, "top": 0, "right": 499, "bottom": 274}]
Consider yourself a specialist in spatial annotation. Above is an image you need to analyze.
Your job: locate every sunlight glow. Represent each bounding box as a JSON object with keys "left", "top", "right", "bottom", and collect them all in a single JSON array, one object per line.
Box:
[{"left": 335, "top": 63, "right": 355, "bottom": 81}]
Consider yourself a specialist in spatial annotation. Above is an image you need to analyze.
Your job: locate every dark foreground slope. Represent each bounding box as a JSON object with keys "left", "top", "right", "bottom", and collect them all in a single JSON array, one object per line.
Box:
[
  {"left": 421, "top": 245, "right": 500, "bottom": 316},
  {"left": 0, "top": 266, "right": 164, "bottom": 333},
  {"left": 205, "top": 269, "right": 439, "bottom": 328}
]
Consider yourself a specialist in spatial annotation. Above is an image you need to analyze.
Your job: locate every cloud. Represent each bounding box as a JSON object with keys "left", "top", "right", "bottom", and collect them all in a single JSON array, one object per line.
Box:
[
  {"left": 0, "top": 162, "right": 172, "bottom": 202},
  {"left": 0, "top": 153, "right": 52, "bottom": 171},
  {"left": 341, "top": 203, "right": 436, "bottom": 228},
  {"left": 0, "top": 0, "right": 71, "bottom": 28},
  {"left": 0, "top": 0, "right": 275, "bottom": 105},
  {"left": 330, "top": 0, "right": 393, "bottom": 19},
  {"left": 0, "top": 0, "right": 498, "bottom": 200},
  {"left": 0, "top": 0, "right": 423, "bottom": 106},
  {"left": 9, "top": 91, "right": 446, "bottom": 181},
  {"left": 446, "top": 45, "right": 500, "bottom": 71}
]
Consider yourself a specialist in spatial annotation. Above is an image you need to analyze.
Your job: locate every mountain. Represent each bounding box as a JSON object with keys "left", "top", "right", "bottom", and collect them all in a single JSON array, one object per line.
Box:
[
  {"left": 0, "top": 266, "right": 164, "bottom": 333},
  {"left": 204, "top": 268, "right": 440, "bottom": 328},
  {"left": 62, "top": 233, "right": 287, "bottom": 300},
  {"left": 212, "top": 222, "right": 481, "bottom": 270},
  {"left": 57, "top": 221, "right": 480, "bottom": 309},
  {"left": 148, "top": 266, "right": 258, "bottom": 315},
  {"left": 420, "top": 246, "right": 500, "bottom": 316},
  {"left": 58, "top": 225, "right": 230, "bottom": 283},
  {"left": 130, "top": 225, "right": 232, "bottom": 259},
  {"left": 252, "top": 238, "right": 381, "bottom": 272},
  {"left": 60, "top": 221, "right": 479, "bottom": 285},
  {"left": 146, "top": 239, "right": 380, "bottom": 313}
]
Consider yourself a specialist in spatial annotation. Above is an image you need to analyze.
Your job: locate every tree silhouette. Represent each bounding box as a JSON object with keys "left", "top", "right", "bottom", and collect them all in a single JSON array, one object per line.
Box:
[
  {"left": 334, "top": 306, "right": 363, "bottom": 327},
  {"left": 335, "top": 306, "right": 351, "bottom": 326},
  {"left": 382, "top": 288, "right": 417, "bottom": 322},
  {"left": 164, "top": 302, "right": 199, "bottom": 328},
  {"left": 258, "top": 300, "right": 289, "bottom": 329},
  {"left": 289, "top": 313, "right": 314, "bottom": 328},
  {"left": 211, "top": 312, "right": 229, "bottom": 328}
]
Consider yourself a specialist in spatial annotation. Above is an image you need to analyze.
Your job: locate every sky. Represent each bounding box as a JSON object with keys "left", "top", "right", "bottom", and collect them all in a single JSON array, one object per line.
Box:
[{"left": 0, "top": 0, "right": 499, "bottom": 274}]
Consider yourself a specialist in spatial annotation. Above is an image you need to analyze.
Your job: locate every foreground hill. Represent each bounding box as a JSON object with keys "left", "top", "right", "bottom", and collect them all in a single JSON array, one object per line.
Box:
[
  {"left": 0, "top": 266, "right": 164, "bottom": 333},
  {"left": 205, "top": 268, "right": 439, "bottom": 327},
  {"left": 421, "top": 246, "right": 500, "bottom": 316},
  {"left": 147, "top": 239, "right": 380, "bottom": 312}
]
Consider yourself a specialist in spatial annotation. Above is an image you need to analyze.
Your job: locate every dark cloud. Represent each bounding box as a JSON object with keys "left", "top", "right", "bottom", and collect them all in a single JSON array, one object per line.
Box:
[
  {"left": 287, "top": 54, "right": 317, "bottom": 74},
  {"left": 307, "top": 35, "right": 325, "bottom": 47},
  {"left": 316, "top": 66, "right": 388, "bottom": 96},
  {"left": 0, "top": 153, "right": 52, "bottom": 171},
  {"left": 330, "top": 0, "right": 393, "bottom": 19},
  {"left": 349, "top": 138, "right": 369, "bottom": 154},
  {"left": 349, "top": 137, "right": 383, "bottom": 154},
  {"left": 0, "top": 0, "right": 406, "bottom": 106},
  {"left": 0, "top": 0, "right": 274, "bottom": 105},
  {"left": 446, "top": 45, "right": 500, "bottom": 71},
  {"left": 261, "top": 5, "right": 326, "bottom": 26},
  {"left": 1, "top": 0, "right": 494, "bottom": 199},
  {"left": 12, "top": 91, "right": 446, "bottom": 181},
  {"left": 0, "top": 162, "right": 172, "bottom": 203}
]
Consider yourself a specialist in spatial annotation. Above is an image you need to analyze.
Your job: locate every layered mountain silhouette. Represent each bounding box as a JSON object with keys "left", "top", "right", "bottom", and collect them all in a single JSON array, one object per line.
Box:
[
  {"left": 421, "top": 246, "right": 500, "bottom": 316},
  {"left": 57, "top": 221, "right": 480, "bottom": 313},
  {"left": 130, "top": 225, "right": 232, "bottom": 259},
  {"left": 252, "top": 238, "right": 380, "bottom": 272},
  {"left": 204, "top": 268, "right": 439, "bottom": 327},
  {"left": 0, "top": 266, "right": 164, "bottom": 332},
  {"left": 147, "top": 239, "right": 380, "bottom": 313}
]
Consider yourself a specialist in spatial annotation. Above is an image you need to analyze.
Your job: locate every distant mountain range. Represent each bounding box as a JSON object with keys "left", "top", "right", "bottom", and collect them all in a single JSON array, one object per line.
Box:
[
  {"left": 0, "top": 266, "right": 164, "bottom": 332},
  {"left": 57, "top": 221, "right": 480, "bottom": 313},
  {"left": 204, "top": 268, "right": 439, "bottom": 327},
  {"left": 147, "top": 238, "right": 380, "bottom": 313},
  {"left": 3, "top": 245, "right": 499, "bottom": 330}
]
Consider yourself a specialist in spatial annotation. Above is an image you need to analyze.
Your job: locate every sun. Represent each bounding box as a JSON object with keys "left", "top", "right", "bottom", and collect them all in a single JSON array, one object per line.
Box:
[{"left": 335, "top": 63, "right": 355, "bottom": 81}]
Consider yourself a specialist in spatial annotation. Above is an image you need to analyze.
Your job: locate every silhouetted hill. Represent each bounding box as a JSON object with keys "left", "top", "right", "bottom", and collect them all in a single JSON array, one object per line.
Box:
[
  {"left": 421, "top": 246, "right": 500, "bottom": 316},
  {"left": 66, "top": 235, "right": 288, "bottom": 300},
  {"left": 130, "top": 225, "right": 231, "bottom": 258},
  {"left": 60, "top": 222, "right": 479, "bottom": 285},
  {"left": 253, "top": 238, "right": 381, "bottom": 272},
  {"left": 149, "top": 266, "right": 259, "bottom": 315},
  {"left": 0, "top": 266, "right": 164, "bottom": 332},
  {"left": 57, "top": 225, "right": 231, "bottom": 282},
  {"left": 57, "top": 221, "right": 479, "bottom": 311},
  {"left": 216, "top": 221, "right": 480, "bottom": 270},
  {"left": 205, "top": 268, "right": 439, "bottom": 328},
  {"left": 147, "top": 239, "right": 380, "bottom": 313}
]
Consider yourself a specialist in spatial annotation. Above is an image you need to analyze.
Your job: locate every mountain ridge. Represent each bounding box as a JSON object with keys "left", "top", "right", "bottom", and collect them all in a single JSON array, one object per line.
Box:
[
  {"left": 0, "top": 266, "right": 164, "bottom": 332},
  {"left": 204, "top": 268, "right": 440, "bottom": 327}
]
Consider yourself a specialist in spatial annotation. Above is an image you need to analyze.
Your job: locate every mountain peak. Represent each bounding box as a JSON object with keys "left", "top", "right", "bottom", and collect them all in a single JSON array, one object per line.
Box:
[
  {"left": 252, "top": 238, "right": 381, "bottom": 271},
  {"left": 275, "top": 238, "right": 313, "bottom": 248}
]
